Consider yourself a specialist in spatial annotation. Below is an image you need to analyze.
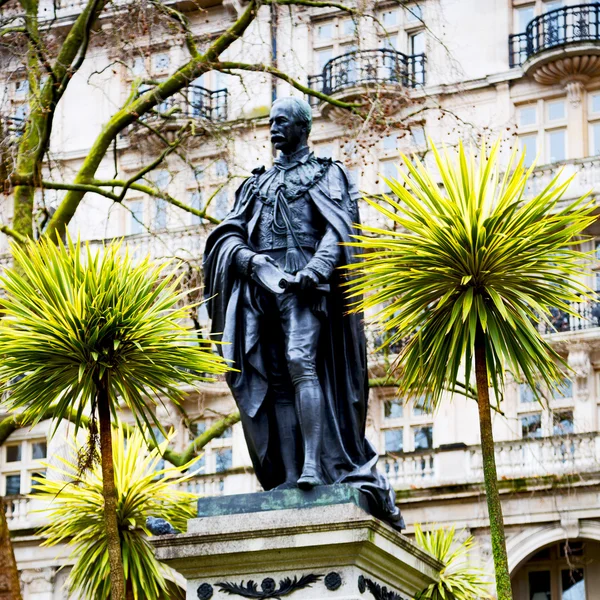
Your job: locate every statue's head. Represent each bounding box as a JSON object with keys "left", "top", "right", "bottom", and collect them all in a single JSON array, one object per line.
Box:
[{"left": 269, "top": 97, "right": 312, "bottom": 155}]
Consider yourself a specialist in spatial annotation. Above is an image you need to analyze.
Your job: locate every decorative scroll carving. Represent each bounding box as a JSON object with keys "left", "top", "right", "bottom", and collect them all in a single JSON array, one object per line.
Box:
[
  {"left": 358, "top": 575, "right": 408, "bottom": 600},
  {"left": 216, "top": 574, "right": 322, "bottom": 598}
]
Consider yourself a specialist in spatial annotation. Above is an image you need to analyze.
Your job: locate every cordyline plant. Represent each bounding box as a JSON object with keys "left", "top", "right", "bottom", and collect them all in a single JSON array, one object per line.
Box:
[
  {"left": 0, "top": 237, "right": 229, "bottom": 600},
  {"left": 345, "top": 141, "right": 595, "bottom": 600},
  {"left": 33, "top": 424, "right": 195, "bottom": 600},
  {"left": 413, "top": 525, "right": 491, "bottom": 600}
]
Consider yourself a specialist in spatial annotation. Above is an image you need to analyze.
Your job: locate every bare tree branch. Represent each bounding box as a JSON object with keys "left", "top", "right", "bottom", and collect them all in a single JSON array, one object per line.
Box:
[{"left": 215, "top": 61, "right": 363, "bottom": 111}]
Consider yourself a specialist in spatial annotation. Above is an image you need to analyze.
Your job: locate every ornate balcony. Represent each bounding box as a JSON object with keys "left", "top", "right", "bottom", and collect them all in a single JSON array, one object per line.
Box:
[
  {"left": 307, "top": 48, "right": 426, "bottom": 113},
  {"left": 1, "top": 115, "right": 25, "bottom": 141},
  {"left": 131, "top": 85, "right": 228, "bottom": 140},
  {"left": 509, "top": 4, "right": 600, "bottom": 84},
  {"left": 383, "top": 432, "right": 600, "bottom": 490},
  {"left": 539, "top": 297, "right": 600, "bottom": 335}
]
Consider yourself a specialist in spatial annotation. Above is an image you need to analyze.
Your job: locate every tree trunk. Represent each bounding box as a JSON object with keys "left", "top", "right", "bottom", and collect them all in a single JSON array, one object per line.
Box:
[
  {"left": 474, "top": 336, "right": 513, "bottom": 600},
  {"left": 97, "top": 377, "right": 126, "bottom": 600},
  {"left": 0, "top": 500, "right": 22, "bottom": 600}
]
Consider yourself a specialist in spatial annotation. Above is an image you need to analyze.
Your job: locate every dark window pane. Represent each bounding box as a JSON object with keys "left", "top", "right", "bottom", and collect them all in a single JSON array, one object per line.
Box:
[
  {"left": 413, "top": 426, "right": 433, "bottom": 450},
  {"left": 384, "top": 400, "right": 403, "bottom": 419},
  {"left": 413, "top": 395, "right": 433, "bottom": 416},
  {"left": 384, "top": 429, "right": 403, "bottom": 453},
  {"left": 215, "top": 448, "right": 232, "bottom": 473},
  {"left": 190, "top": 421, "right": 207, "bottom": 439},
  {"left": 218, "top": 427, "right": 232, "bottom": 439},
  {"left": 553, "top": 410, "right": 574, "bottom": 436},
  {"left": 553, "top": 378, "right": 572, "bottom": 400},
  {"left": 32, "top": 441, "right": 47, "bottom": 460},
  {"left": 189, "top": 454, "right": 206, "bottom": 475},
  {"left": 6, "top": 445, "right": 21, "bottom": 463},
  {"left": 30, "top": 471, "right": 45, "bottom": 494},
  {"left": 5, "top": 474, "right": 21, "bottom": 496},
  {"left": 561, "top": 568, "right": 585, "bottom": 599},
  {"left": 520, "top": 384, "right": 537, "bottom": 403},
  {"left": 521, "top": 414, "right": 542, "bottom": 439},
  {"left": 528, "top": 570, "right": 551, "bottom": 600}
]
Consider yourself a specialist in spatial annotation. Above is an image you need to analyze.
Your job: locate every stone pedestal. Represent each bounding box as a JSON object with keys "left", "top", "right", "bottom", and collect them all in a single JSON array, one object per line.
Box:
[{"left": 153, "top": 485, "right": 441, "bottom": 600}]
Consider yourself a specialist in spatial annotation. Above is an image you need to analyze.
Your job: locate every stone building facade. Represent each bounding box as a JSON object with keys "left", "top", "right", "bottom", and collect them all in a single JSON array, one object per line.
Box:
[{"left": 2, "top": 0, "right": 600, "bottom": 598}]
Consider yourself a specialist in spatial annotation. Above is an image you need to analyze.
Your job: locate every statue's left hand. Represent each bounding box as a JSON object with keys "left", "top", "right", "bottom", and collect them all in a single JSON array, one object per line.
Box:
[{"left": 294, "top": 269, "right": 320, "bottom": 290}]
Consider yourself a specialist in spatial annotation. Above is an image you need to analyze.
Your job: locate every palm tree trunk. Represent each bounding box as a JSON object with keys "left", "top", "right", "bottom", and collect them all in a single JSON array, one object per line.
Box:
[
  {"left": 0, "top": 500, "right": 22, "bottom": 600},
  {"left": 97, "top": 377, "right": 126, "bottom": 600},
  {"left": 474, "top": 336, "right": 513, "bottom": 600}
]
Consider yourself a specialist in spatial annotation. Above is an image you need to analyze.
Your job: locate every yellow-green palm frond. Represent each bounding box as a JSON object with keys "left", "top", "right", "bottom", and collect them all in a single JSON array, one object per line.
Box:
[
  {"left": 414, "top": 524, "right": 492, "bottom": 599},
  {"left": 33, "top": 423, "right": 197, "bottom": 600},
  {"left": 346, "top": 140, "right": 595, "bottom": 408},
  {"left": 0, "top": 235, "right": 229, "bottom": 436}
]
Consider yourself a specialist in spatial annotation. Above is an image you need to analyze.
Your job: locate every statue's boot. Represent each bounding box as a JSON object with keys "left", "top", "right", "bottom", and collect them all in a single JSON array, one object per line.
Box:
[
  {"left": 295, "top": 381, "right": 325, "bottom": 490},
  {"left": 274, "top": 399, "right": 301, "bottom": 489}
]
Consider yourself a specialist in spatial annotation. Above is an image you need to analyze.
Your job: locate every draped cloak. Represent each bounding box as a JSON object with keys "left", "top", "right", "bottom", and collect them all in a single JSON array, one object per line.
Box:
[{"left": 203, "top": 159, "right": 404, "bottom": 528}]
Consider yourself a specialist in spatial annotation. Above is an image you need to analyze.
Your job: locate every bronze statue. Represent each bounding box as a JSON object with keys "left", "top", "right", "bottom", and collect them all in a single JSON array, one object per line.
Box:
[{"left": 203, "top": 97, "right": 404, "bottom": 528}]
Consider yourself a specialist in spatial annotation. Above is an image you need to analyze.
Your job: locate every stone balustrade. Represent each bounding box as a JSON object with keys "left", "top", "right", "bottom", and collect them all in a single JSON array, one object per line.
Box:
[
  {"left": 524, "top": 156, "right": 600, "bottom": 201},
  {"left": 382, "top": 432, "right": 600, "bottom": 491},
  {"left": 5, "top": 496, "right": 30, "bottom": 529}
]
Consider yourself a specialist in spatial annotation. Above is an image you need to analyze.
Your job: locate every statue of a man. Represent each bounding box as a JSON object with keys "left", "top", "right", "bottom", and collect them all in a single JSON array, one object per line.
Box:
[{"left": 203, "top": 97, "right": 404, "bottom": 528}]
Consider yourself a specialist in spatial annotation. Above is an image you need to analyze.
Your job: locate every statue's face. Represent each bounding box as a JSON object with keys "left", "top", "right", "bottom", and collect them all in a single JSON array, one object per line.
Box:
[{"left": 269, "top": 103, "right": 307, "bottom": 154}]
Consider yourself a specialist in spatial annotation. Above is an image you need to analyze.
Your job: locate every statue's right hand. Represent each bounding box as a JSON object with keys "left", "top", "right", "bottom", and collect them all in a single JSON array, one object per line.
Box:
[{"left": 250, "top": 254, "right": 277, "bottom": 271}]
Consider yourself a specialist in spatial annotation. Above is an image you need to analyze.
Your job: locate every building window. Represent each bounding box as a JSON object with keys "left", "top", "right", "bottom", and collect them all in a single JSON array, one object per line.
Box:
[
  {"left": 413, "top": 425, "right": 433, "bottom": 451},
  {"left": 30, "top": 470, "right": 46, "bottom": 494},
  {"left": 1, "top": 438, "right": 47, "bottom": 496},
  {"left": 384, "top": 399, "right": 404, "bottom": 419},
  {"left": 384, "top": 428, "right": 404, "bottom": 453},
  {"left": 409, "top": 31, "right": 425, "bottom": 55},
  {"left": 31, "top": 441, "right": 47, "bottom": 460},
  {"left": 381, "top": 396, "right": 434, "bottom": 454},
  {"left": 312, "top": 15, "right": 358, "bottom": 74},
  {"left": 561, "top": 569, "right": 585, "bottom": 598},
  {"left": 515, "top": 5, "right": 535, "bottom": 33},
  {"left": 516, "top": 98, "right": 567, "bottom": 166},
  {"left": 521, "top": 413, "right": 543, "bottom": 439},
  {"left": 154, "top": 199, "right": 168, "bottom": 231},
  {"left": 553, "top": 410, "right": 574, "bottom": 435},
  {"left": 380, "top": 160, "right": 397, "bottom": 193},
  {"left": 405, "top": 4, "right": 423, "bottom": 23},
  {"left": 411, "top": 125, "right": 426, "bottom": 147},
  {"left": 553, "top": 378, "right": 573, "bottom": 400},
  {"left": 128, "top": 200, "right": 144, "bottom": 235},
  {"left": 215, "top": 448, "right": 232, "bottom": 473},
  {"left": 519, "top": 133, "right": 538, "bottom": 168},
  {"left": 519, "top": 383, "right": 538, "bottom": 403},
  {"left": 5, "top": 474, "right": 21, "bottom": 496},
  {"left": 152, "top": 52, "right": 170, "bottom": 74},
  {"left": 6, "top": 444, "right": 21, "bottom": 463},
  {"left": 588, "top": 92, "right": 600, "bottom": 155},
  {"left": 383, "top": 134, "right": 398, "bottom": 151}
]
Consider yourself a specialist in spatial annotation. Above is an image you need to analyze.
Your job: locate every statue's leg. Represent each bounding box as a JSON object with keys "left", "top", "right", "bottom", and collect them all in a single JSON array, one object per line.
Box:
[
  {"left": 263, "top": 299, "right": 302, "bottom": 489},
  {"left": 277, "top": 293, "right": 325, "bottom": 490}
]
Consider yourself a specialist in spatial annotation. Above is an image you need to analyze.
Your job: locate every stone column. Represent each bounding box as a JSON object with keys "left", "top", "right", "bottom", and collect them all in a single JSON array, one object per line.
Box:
[
  {"left": 564, "top": 79, "right": 587, "bottom": 160},
  {"left": 568, "top": 343, "right": 594, "bottom": 432}
]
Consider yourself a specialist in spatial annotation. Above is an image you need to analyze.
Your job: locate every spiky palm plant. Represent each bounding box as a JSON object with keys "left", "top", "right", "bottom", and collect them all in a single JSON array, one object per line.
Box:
[
  {"left": 0, "top": 237, "right": 229, "bottom": 600},
  {"left": 33, "top": 424, "right": 195, "bottom": 600},
  {"left": 345, "top": 141, "right": 594, "bottom": 599},
  {"left": 413, "top": 525, "right": 491, "bottom": 600}
]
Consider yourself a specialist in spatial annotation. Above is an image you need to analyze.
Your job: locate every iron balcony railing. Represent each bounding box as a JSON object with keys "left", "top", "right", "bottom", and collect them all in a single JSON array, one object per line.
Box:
[
  {"left": 1, "top": 116, "right": 25, "bottom": 139},
  {"left": 509, "top": 3, "right": 600, "bottom": 67},
  {"left": 540, "top": 295, "right": 600, "bottom": 334},
  {"left": 142, "top": 85, "right": 228, "bottom": 122},
  {"left": 307, "top": 48, "right": 426, "bottom": 107}
]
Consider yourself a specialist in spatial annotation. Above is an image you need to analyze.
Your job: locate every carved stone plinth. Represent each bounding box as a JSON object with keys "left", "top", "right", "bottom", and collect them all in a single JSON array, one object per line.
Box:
[{"left": 152, "top": 485, "right": 441, "bottom": 600}]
